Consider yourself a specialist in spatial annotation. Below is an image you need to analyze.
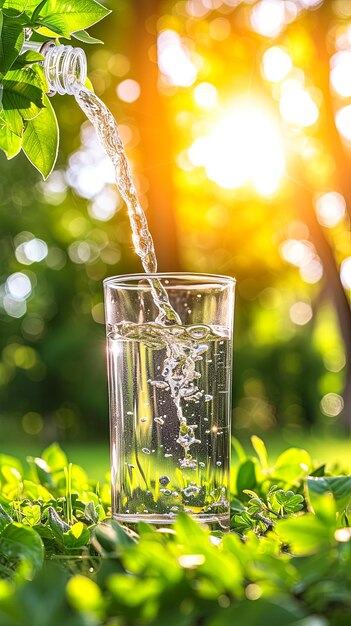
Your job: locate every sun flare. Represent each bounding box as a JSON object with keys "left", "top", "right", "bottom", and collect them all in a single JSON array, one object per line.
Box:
[{"left": 188, "top": 101, "right": 285, "bottom": 197}]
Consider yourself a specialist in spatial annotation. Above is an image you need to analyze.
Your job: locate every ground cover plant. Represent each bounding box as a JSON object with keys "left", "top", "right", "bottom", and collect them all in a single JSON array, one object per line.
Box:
[{"left": 0, "top": 438, "right": 350, "bottom": 625}]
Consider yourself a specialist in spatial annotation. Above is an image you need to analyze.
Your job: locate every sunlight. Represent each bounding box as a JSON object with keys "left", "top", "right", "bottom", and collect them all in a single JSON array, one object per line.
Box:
[
  {"left": 262, "top": 46, "right": 293, "bottom": 82},
  {"left": 188, "top": 102, "right": 285, "bottom": 196}
]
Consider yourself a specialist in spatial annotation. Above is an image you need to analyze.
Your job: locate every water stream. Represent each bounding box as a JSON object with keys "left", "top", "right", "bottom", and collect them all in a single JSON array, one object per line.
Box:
[{"left": 73, "top": 84, "right": 229, "bottom": 516}]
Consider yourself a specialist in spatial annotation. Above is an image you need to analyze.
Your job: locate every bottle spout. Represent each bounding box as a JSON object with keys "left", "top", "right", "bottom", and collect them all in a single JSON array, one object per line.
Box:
[{"left": 21, "top": 41, "right": 87, "bottom": 96}]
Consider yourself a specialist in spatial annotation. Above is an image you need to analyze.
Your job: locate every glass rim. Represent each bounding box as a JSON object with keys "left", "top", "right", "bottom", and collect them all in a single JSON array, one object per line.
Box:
[{"left": 103, "top": 272, "right": 236, "bottom": 290}]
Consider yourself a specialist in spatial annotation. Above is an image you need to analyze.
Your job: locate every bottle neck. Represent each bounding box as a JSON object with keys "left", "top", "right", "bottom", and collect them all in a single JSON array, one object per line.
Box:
[{"left": 21, "top": 41, "right": 87, "bottom": 96}]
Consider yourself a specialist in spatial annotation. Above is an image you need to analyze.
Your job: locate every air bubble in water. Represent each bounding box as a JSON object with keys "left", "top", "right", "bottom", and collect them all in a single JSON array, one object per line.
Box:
[
  {"left": 205, "top": 394, "right": 213, "bottom": 402},
  {"left": 187, "top": 325, "right": 209, "bottom": 340},
  {"left": 216, "top": 461, "right": 222, "bottom": 467},
  {"left": 159, "top": 475, "right": 170, "bottom": 486},
  {"left": 151, "top": 380, "right": 169, "bottom": 389},
  {"left": 182, "top": 486, "right": 200, "bottom": 497},
  {"left": 154, "top": 416, "right": 165, "bottom": 425},
  {"left": 142, "top": 447, "right": 151, "bottom": 454},
  {"left": 140, "top": 417, "right": 148, "bottom": 422}
]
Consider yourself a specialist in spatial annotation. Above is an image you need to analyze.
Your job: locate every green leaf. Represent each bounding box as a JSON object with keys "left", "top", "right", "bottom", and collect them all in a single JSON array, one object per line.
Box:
[
  {"left": 273, "top": 448, "right": 312, "bottom": 483},
  {"left": 23, "top": 479, "right": 53, "bottom": 501},
  {"left": 72, "top": 29, "right": 103, "bottom": 44},
  {"left": 209, "top": 598, "right": 303, "bottom": 626},
  {"left": 15, "top": 50, "right": 45, "bottom": 67},
  {"left": 276, "top": 513, "right": 333, "bottom": 555},
  {"left": 84, "top": 76, "right": 94, "bottom": 92},
  {"left": 30, "top": 0, "right": 49, "bottom": 23},
  {"left": 48, "top": 505, "right": 70, "bottom": 537},
  {"left": 0, "top": 504, "right": 13, "bottom": 530},
  {"left": 66, "top": 575, "right": 103, "bottom": 616},
  {"left": 232, "top": 437, "right": 247, "bottom": 463},
  {"left": 22, "top": 94, "right": 59, "bottom": 179},
  {"left": 2, "top": 0, "right": 43, "bottom": 12},
  {"left": 307, "top": 476, "right": 351, "bottom": 515},
  {"left": 35, "top": 17, "right": 69, "bottom": 37},
  {"left": 63, "top": 521, "right": 90, "bottom": 548},
  {"left": 93, "top": 520, "right": 136, "bottom": 555},
  {"left": 22, "top": 504, "right": 41, "bottom": 526},
  {"left": 42, "top": 442, "right": 68, "bottom": 472},
  {"left": 38, "top": 0, "right": 111, "bottom": 38},
  {"left": 0, "top": 522, "right": 44, "bottom": 571},
  {"left": 0, "top": 123, "right": 22, "bottom": 157},
  {"left": 1, "top": 66, "right": 44, "bottom": 135},
  {"left": 251, "top": 435, "right": 269, "bottom": 471},
  {"left": 0, "top": 14, "right": 25, "bottom": 77},
  {"left": 236, "top": 459, "right": 257, "bottom": 495}
]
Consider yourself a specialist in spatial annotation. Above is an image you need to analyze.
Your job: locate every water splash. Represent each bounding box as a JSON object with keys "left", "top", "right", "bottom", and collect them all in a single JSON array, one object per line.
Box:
[
  {"left": 74, "top": 82, "right": 215, "bottom": 469},
  {"left": 73, "top": 83, "right": 180, "bottom": 326}
]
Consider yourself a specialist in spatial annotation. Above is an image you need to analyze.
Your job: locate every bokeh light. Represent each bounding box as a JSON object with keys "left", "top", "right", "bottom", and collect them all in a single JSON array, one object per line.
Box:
[
  {"left": 6, "top": 273, "right": 32, "bottom": 301},
  {"left": 340, "top": 257, "right": 351, "bottom": 289},
  {"left": 335, "top": 104, "right": 351, "bottom": 142},
  {"left": 289, "top": 301, "right": 313, "bottom": 325},
  {"left": 262, "top": 47, "right": 293, "bottom": 82},
  {"left": 280, "top": 80, "right": 319, "bottom": 127},
  {"left": 158, "top": 30, "right": 197, "bottom": 87},
  {"left": 188, "top": 103, "right": 285, "bottom": 195},
  {"left": 320, "top": 392, "right": 344, "bottom": 417},
  {"left": 330, "top": 51, "right": 351, "bottom": 97},
  {"left": 250, "top": 0, "right": 286, "bottom": 38},
  {"left": 193, "top": 82, "right": 217, "bottom": 109},
  {"left": 116, "top": 79, "right": 141, "bottom": 103},
  {"left": 315, "top": 191, "right": 346, "bottom": 228}
]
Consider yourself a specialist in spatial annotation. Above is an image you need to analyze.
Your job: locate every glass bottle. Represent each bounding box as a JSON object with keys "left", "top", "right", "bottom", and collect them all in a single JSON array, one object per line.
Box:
[{"left": 21, "top": 40, "right": 87, "bottom": 95}]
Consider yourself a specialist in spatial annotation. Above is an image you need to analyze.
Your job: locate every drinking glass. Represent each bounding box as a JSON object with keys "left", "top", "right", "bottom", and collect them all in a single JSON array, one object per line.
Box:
[{"left": 104, "top": 273, "right": 235, "bottom": 530}]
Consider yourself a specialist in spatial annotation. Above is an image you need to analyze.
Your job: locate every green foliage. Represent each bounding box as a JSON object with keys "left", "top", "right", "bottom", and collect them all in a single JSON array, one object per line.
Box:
[
  {"left": 0, "top": 0, "right": 110, "bottom": 178},
  {"left": 0, "top": 438, "right": 351, "bottom": 625}
]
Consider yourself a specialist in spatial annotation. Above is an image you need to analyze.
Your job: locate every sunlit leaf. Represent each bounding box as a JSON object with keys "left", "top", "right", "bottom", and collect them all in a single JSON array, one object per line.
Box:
[
  {"left": 0, "top": 522, "right": 44, "bottom": 572},
  {"left": 22, "top": 94, "right": 59, "bottom": 179},
  {"left": 0, "top": 14, "right": 24, "bottom": 77}
]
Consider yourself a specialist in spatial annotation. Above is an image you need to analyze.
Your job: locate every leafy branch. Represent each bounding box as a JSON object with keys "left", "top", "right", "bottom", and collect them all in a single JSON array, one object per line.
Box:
[{"left": 0, "top": 0, "right": 110, "bottom": 178}]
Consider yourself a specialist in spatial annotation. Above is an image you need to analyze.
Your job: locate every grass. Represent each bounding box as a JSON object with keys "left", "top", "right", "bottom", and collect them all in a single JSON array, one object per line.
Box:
[{"left": 2, "top": 427, "right": 350, "bottom": 483}]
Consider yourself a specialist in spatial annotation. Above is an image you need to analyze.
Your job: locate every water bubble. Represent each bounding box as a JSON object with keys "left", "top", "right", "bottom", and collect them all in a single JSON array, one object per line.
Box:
[
  {"left": 164, "top": 453, "right": 173, "bottom": 458},
  {"left": 127, "top": 411, "right": 133, "bottom": 415},
  {"left": 151, "top": 380, "right": 169, "bottom": 389},
  {"left": 140, "top": 417, "right": 148, "bottom": 422},
  {"left": 142, "top": 447, "right": 151, "bottom": 454},
  {"left": 216, "top": 461, "right": 222, "bottom": 467},
  {"left": 128, "top": 464, "right": 135, "bottom": 469},
  {"left": 199, "top": 462, "right": 206, "bottom": 468},
  {"left": 187, "top": 325, "right": 209, "bottom": 340},
  {"left": 154, "top": 417, "right": 165, "bottom": 425},
  {"left": 182, "top": 485, "right": 200, "bottom": 497},
  {"left": 196, "top": 344, "right": 208, "bottom": 354},
  {"left": 172, "top": 491, "right": 179, "bottom": 497},
  {"left": 205, "top": 394, "right": 213, "bottom": 402},
  {"left": 160, "top": 489, "right": 172, "bottom": 496},
  {"left": 180, "top": 458, "right": 197, "bottom": 469},
  {"left": 159, "top": 475, "right": 170, "bottom": 486}
]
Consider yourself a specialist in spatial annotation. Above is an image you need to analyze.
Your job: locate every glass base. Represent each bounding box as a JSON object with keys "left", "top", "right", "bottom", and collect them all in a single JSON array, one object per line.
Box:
[{"left": 112, "top": 512, "right": 230, "bottom": 532}]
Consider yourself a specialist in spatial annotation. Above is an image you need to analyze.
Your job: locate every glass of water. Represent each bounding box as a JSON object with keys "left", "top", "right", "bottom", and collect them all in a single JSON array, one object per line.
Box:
[{"left": 104, "top": 273, "right": 235, "bottom": 530}]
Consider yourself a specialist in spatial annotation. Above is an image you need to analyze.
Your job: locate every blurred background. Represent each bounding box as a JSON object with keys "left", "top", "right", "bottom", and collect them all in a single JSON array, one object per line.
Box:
[{"left": 0, "top": 0, "right": 350, "bottom": 470}]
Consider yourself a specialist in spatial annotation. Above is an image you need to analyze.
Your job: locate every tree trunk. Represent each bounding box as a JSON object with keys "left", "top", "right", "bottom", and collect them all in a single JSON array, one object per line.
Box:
[
  {"left": 292, "top": 170, "right": 351, "bottom": 428},
  {"left": 131, "top": 0, "right": 180, "bottom": 271}
]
